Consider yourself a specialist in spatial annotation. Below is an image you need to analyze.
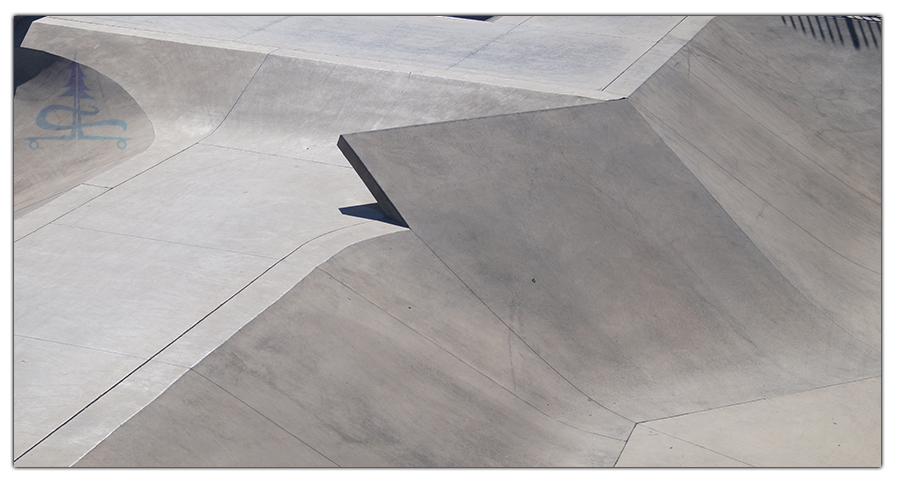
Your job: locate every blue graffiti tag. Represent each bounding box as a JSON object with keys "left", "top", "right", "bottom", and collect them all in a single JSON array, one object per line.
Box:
[{"left": 25, "top": 53, "right": 130, "bottom": 150}]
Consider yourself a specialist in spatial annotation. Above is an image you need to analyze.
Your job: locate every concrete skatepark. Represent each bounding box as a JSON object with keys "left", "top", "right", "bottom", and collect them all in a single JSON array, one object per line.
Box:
[{"left": 13, "top": 15, "right": 881, "bottom": 467}]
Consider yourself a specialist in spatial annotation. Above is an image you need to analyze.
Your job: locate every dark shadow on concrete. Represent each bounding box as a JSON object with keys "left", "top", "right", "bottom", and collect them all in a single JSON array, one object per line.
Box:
[
  {"left": 339, "top": 203, "right": 406, "bottom": 227},
  {"left": 14, "top": 16, "right": 58, "bottom": 94},
  {"left": 337, "top": 135, "right": 409, "bottom": 228},
  {"left": 782, "top": 15, "right": 881, "bottom": 50},
  {"left": 450, "top": 15, "right": 495, "bottom": 22},
  {"left": 14, "top": 15, "right": 43, "bottom": 46}
]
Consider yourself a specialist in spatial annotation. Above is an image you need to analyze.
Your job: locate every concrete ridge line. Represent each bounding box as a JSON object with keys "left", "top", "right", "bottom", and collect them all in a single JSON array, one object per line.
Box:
[
  {"left": 687, "top": 53, "right": 881, "bottom": 207},
  {"left": 15, "top": 221, "right": 373, "bottom": 463},
  {"left": 316, "top": 267, "right": 630, "bottom": 442},
  {"left": 340, "top": 99, "right": 617, "bottom": 142},
  {"left": 638, "top": 397, "right": 769, "bottom": 426},
  {"left": 631, "top": 99, "right": 880, "bottom": 351},
  {"left": 14, "top": 187, "right": 111, "bottom": 243},
  {"left": 206, "top": 51, "right": 275, "bottom": 139},
  {"left": 269, "top": 47, "right": 619, "bottom": 100},
  {"left": 42, "top": 16, "right": 277, "bottom": 55},
  {"left": 638, "top": 101, "right": 880, "bottom": 278},
  {"left": 188, "top": 368, "right": 341, "bottom": 467},
  {"left": 65, "top": 222, "right": 381, "bottom": 464}
]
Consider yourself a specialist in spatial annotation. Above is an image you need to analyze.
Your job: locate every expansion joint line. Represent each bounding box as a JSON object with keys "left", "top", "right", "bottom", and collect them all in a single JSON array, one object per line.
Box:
[
  {"left": 444, "top": 17, "right": 531, "bottom": 71},
  {"left": 13, "top": 220, "right": 372, "bottom": 464},
  {"left": 601, "top": 16, "right": 688, "bottom": 92},
  {"left": 14, "top": 188, "right": 111, "bottom": 243},
  {"left": 612, "top": 424, "right": 637, "bottom": 467},
  {"left": 410, "top": 232, "right": 632, "bottom": 424},
  {"left": 88, "top": 49, "right": 273, "bottom": 195},
  {"left": 207, "top": 51, "right": 273, "bottom": 139},
  {"left": 634, "top": 425, "right": 755, "bottom": 466},
  {"left": 189, "top": 368, "right": 340, "bottom": 466},
  {"left": 317, "top": 268, "right": 626, "bottom": 441}
]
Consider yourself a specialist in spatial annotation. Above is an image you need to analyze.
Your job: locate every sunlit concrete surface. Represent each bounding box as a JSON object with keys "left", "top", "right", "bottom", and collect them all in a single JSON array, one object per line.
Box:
[{"left": 13, "top": 15, "right": 879, "bottom": 467}]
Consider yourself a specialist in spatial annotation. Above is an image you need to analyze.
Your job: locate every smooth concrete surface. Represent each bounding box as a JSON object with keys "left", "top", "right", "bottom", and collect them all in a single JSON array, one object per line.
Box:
[
  {"left": 14, "top": 15, "right": 706, "bottom": 466},
  {"left": 631, "top": 16, "right": 881, "bottom": 349},
  {"left": 201, "top": 52, "right": 601, "bottom": 165},
  {"left": 49, "top": 15, "right": 710, "bottom": 99},
  {"left": 78, "top": 235, "right": 628, "bottom": 466},
  {"left": 338, "top": 100, "right": 878, "bottom": 424},
  {"left": 13, "top": 15, "right": 880, "bottom": 468}
]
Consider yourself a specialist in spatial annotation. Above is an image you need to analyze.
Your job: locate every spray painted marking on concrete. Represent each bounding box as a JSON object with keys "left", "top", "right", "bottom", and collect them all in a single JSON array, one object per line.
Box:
[{"left": 25, "top": 53, "right": 130, "bottom": 150}]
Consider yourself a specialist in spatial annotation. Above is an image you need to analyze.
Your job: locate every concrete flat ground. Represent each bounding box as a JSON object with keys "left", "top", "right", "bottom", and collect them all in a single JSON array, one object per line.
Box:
[{"left": 13, "top": 15, "right": 880, "bottom": 467}]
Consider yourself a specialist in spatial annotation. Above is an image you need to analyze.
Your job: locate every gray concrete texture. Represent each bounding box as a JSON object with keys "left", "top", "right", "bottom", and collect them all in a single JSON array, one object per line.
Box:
[{"left": 13, "top": 15, "right": 880, "bottom": 467}]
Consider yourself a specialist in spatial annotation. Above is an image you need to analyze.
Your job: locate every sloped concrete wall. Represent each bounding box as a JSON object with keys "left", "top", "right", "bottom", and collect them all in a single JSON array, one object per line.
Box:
[{"left": 630, "top": 15, "right": 881, "bottom": 348}]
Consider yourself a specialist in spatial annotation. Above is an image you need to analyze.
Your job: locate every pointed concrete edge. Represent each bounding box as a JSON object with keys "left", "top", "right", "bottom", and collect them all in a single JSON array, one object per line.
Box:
[{"left": 338, "top": 135, "right": 408, "bottom": 228}]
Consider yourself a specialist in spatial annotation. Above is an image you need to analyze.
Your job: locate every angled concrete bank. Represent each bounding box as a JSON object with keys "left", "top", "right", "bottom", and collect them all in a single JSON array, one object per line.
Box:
[
  {"left": 15, "top": 15, "right": 879, "bottom": 467},
  {"left": 77, "top": 17, "right": 880, "bottom": 467},
  {"left": 14, "top": 15, "right": 712, "bottom": 466}
]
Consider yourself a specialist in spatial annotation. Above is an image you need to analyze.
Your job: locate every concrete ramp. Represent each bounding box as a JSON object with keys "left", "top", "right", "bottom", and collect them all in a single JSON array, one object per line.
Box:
[
  {"left": 631, "top": 15, "right": 881, "bottom": 349},
  {"left": 14, "top": 15, "right": 702, "bottom": 466},
  {"left": 14, "top": 53, "right": 153, "bottom": 217},
  {"left": 337, "top": 98, "right": 878, "bottom": 422},
  {"left": 14, "top": 15, "right": 880, "bottom": 467}
]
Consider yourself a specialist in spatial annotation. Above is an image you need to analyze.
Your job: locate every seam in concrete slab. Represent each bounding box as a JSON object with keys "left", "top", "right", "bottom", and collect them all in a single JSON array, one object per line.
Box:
[
  {"left": 205, "top": 51, "right": 274, "bottom": 139},
  {"left": 188, "top": 368, "right": 341, "bottom": 466},
  {"left": 15, "top": 220, "right": 374, "bottom": 463},
  {"left": 613, "top": 424, "right": 637, "bottom": 467},
  {"left": 203, "top": 142, "right": 353, "bottom": 169},
  {"left": 408, "top": 231, "right": 633, "bottom": 424},
  {"left": 13, "top": 334, "right": 147, "bottom": 361},
  {"left": 14, "top": 187, "right": 112, "bottom": 243},
  {"left": 639, "top": 396, "right": 769, "bottom": 426},
  {"left": 632, "top": 424, "right": 756, "bottom": 467},
  {"left": 16, "top": 143, "right": 205, "bottom": 242},
  {"left": 636, "top": 374, "right": 881, "bottom": 427},
  {"left": 53, "top": 223, "right": 276, "bottom": 260},
  {"left": 443, "top": 16, "right": 531, "bottom": 72},
  {"left": 231, "top": 16, "right": 293, "bottom": 44},
  {"left": 317, "top": 268, "right": 628, "bottom": 442},
  {"left": 601, "top": 16, "right": 687, "bottom": 92}
]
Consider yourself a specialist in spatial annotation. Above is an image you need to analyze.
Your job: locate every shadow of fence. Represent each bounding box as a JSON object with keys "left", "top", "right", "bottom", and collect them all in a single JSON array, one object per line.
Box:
[{"left": 782, "top": 15, "right": 881, "bottom": 50}]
